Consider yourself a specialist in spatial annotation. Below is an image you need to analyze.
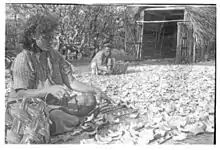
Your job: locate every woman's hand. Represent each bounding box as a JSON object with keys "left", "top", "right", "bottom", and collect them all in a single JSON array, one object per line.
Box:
[
  {"left": 67, "top": 80, "right": 114, "bottom": 103},
  {"left": 94, "top": 88, "right": 102, "bottom": 102},
  {"left": 43, "top": 85, "right": 67, "bottom": 99}
]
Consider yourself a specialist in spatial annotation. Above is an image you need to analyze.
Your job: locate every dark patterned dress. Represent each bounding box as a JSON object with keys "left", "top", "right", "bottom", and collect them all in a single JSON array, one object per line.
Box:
[{"left": 10, "top": 49, "right": 86, "bottom": 135}]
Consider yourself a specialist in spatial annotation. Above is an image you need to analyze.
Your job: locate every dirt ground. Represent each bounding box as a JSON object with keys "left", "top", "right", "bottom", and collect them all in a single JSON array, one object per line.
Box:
[
  {"left": 69, "top": 58, "right": 215, "bottom": 145},
  {"left": 5, "top": 58, "right": 215, "bottom": 144}
]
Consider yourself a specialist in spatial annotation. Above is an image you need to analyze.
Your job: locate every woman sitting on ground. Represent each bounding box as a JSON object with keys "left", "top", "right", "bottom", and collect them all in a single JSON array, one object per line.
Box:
[{"left": 8, "top": 13, "right": 107, "bottom": 136}]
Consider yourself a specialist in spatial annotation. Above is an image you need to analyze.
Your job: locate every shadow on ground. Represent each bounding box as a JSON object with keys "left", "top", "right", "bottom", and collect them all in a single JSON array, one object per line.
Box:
[
  {"left": 128, "top": 59, "right": 215, "bottom": 67},
  {"left": 71, "top": 58, "right": 215, "bottom": 73},
  {"left": 72, "top": 59, "right": 215, "bottom": 75},
  {"left": 125, "top": 69, "right": 143, "bottom": 75},
  {"left": 165, "top": 133, "right": 214, "bottom": 145}
]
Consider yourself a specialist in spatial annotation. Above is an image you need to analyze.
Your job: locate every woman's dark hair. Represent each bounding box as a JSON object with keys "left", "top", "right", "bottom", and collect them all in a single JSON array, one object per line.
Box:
[{"left": 19, "top": 13, "right": 59, "bottom": 52}]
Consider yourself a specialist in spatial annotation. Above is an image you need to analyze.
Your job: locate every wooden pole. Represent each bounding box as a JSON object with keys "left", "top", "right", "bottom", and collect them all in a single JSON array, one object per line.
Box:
[
  {"left": 201, "top": 40, "right": 205, "bottom": 61},
  {"left": 144, "top": 7, "right": 185, "bottom": 11},
  {"left": 127, "top": 5, "right": 215, "bottom": 8},
  {"left": 157, "top": 16, "right": 165, "bottom": 53},
  {"left": 188, "top": 26, "right": 193, "bottom": 63},
  {"left": 127, "top": 23, "right": 139, "bottom": 59},
  {"left": 139, "top": 24, "right": 144, "bottom": 60},
  {"left": 124, "top": 8, "right": 127, "bottom": 53},
  {"left": 176, "top": 22, "right": 182, "bottom": 64},
  {"left": 160, "top": 28, "right": 165, "bottom": 58},
  {"left": 193, "top": 38, "right": 196, "bottom": 63},
  {"left": 205, "top": 42, "right": 211, "bottom": 61},
  {"left": 136, "top": 20, "right": 189, "bottom": 24},
  {"left": 139, "top": 11, "right": 144, "bottom": 60},
  {"left": 14, "top": 13, "right": 17, "bottom": 49},
  {"left": 155, "top": 28, "right": 158, "bottom": 49},
  {"left": 158, "top": 23, "right": 164, "bottom": 38},
  {"left": 136, "top": 24, "right": 140, "bottom": 60}
]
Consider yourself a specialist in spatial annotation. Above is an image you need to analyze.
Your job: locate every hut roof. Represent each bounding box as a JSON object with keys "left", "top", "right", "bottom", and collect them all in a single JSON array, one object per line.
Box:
[
  {"left": 185, "top": 6, "right": 216, "bottom": 45},
  {"left": 127, "top": 5, "right": 216, "bottom": 45}
]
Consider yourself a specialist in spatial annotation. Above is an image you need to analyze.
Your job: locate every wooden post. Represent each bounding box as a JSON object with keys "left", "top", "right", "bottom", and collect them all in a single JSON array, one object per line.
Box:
[
  {"left": 136, "top": 24, "right": 141, "bottom": 60},
  {"left": 14, "top": 13, "right": 17, "bottom": 49},
  {"left": 193, "top": 37, "right": 196, "bottom": 63},
  {"left": 206, "top": 42, "right": 211, "bottom": 60},
  {"left": 175, "top": 22, "right": 182, "bottom": 64},
  {"left": 139, "top": 11, "right": 144, "bottom": 60},
  {"left": 204, "top": 43, "right": 209, "bottom": 61},
  {"left": 201, "top": 40, "right": 205, "bottom": 61},
  {"left": 136, "top": 20, "right": 189, "bottom": 23},
  {"left": 127, "top": 23, "right": 139, "bottom": 60},
  {"left": 188, "top": 26, "right": 193, "bottom": 63},
  {"left": 155, "top": 28, "right": 158, "bottom": 49},
  {"left": 140, "top": 23, "right": 144, "bottom": 60},
  {"left": 124, "top": 7, "right": 127, "bottom": 53},
  {"left": 157, "top": 16, "right": 165, "bottom": 58},
  {"left": 160, "top": 28, "right": 165, "bottom": 58}
]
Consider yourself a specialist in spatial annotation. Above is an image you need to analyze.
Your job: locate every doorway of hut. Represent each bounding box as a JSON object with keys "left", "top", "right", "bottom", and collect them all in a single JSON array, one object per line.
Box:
[{"left": 141, "top": 8, "right": 184, "bottom": 59}]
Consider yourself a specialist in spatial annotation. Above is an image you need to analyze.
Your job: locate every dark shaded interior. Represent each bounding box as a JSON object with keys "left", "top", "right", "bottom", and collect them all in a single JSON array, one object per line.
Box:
[{"left": 142, "top": 9, "right": 184, "bottom": 59}]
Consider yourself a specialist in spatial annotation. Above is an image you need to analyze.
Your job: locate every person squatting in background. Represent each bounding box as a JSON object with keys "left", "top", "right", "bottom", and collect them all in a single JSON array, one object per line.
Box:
[{"left": 90, "top": 43, "right": 116, "bottom": 75}]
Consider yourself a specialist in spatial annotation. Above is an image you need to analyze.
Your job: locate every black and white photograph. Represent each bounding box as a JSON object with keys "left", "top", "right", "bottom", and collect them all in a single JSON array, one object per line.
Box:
[{"left": 4, "top": 2, "right": 216, "bottom": 145}]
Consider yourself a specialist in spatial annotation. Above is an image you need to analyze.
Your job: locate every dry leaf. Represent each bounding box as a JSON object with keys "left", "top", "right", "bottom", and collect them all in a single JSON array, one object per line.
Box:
[
  {"left": 84, "top": 113, "right": 94, "bottom": 122},
  {"left": 6, "top": 130, "right": 21, "bottom": 144},
  {"left": 129, "top": 113, "right": 139, "bottom": 119},
  {"left": 95, "top": 134, "right": 112, "bottom": 144},
  {"left": 183, "top": 122, "right": 207, "bottom": 135},
  {"left": 154, "top": 128, "right": 167, "bottom": 137},
  {"left": 138, "top": 129, "right": 155, "bottom": 144},
  {"left": 204, "top": 120, "right": 214, "bottom": 133},
  {"left": 80, "top": 139, "right": 96, "bottom": 144},
  {"left": 172, "top": 132, "right": 188, "bottom": 141},
  {"left": 5, "top": 60, "right": 215, "bottom": 144},
  {"left": 108, "top": 130, "right": 122, "bottom": 138},
  {"left": 168, "top": 116, "right": 187, "bottom": 129}
]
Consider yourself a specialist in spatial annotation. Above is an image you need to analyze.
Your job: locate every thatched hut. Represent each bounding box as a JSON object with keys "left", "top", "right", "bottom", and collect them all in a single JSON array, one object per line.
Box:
[{"left": 126, "top": 5, "right": 216, "bottom": 63}]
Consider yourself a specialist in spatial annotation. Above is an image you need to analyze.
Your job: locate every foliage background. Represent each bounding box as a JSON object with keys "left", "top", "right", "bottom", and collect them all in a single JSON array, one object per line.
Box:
[
  {"left": 5, "top": 4, "right": 216, "bottom": 61},
  {"left": 6, "top": 4, "right": 139, "bottom": 58}
]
